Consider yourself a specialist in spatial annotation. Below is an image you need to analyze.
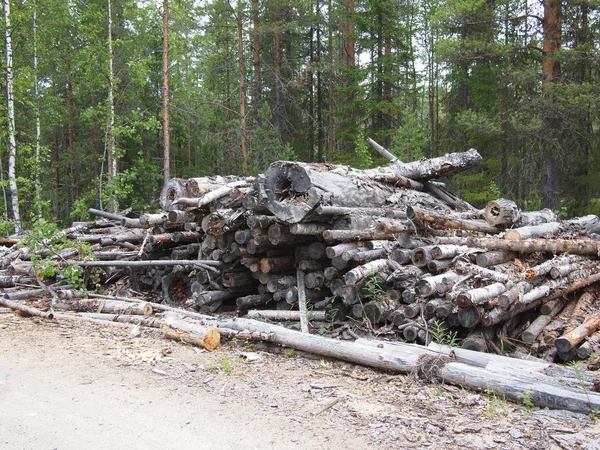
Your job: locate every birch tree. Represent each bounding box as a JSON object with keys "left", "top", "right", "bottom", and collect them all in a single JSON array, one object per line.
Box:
[{"left": 3, "top": 0, "right": 21, "bottom": 231}]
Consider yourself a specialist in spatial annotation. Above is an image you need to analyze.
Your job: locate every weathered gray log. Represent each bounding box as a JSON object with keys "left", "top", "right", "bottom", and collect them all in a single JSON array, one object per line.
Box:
[
  {"left": 316, "top": 205, "right": 406, "bottom": 218},
  {"left": 389, "top": 148, "right": 483, "bottom": 180},
  {"left": 363, "top": 292, "right": 402, "bottom": 325},
  {"left": 401, "top": 288, "right": 417, "bottom": 304},
  {"left": 304, "top": 271, "right": 325, "bottom": 290},
  {"left": 284, "top": 286, "right": 331, "bottom": 305},
  {"left": 484, "top": 199, "right": 520, "bottom": 226},
  {"left": 430, "top": 245, "right": 470, "bottom": 260},
  {"left": 466, "top": 236, "right": 600, "bottom": 256},
  {"left": 265, "top": 274, "right": 296, "bottom": 293},
  {"left": 236, "top": 294, "right": 273, "bottom": 308},
  {"left": 246, "top": 309, "right": 328, "bottom": 321},
  {"left": 456, "top": 282, "right": 512, "bottom": 308},
  {"left": 76, "top": 259, "right": 219, "bottom": 270},
  {"left": 289, "top": 222, "right": 329, "bottom": 236},
  {"left": 375, "top": 219, "right": 415, "bottom": 234},
  {"left": 387, "top": 265, "right": 423, "bottom": 283},
  {"left": 196, "top": 289, "right": 249, "bottom": 308},
  {"left": 525, "top": 254, "right": 586, "bottom": 279},
  {"left": 521, "top": 300, "right": 565, "bottom": 344},
  {"left": 518, "top": 208, "right": 557, "bottom": 226},
  {"left": 549, "top": 260, "right": 596, "bottom": 279},
  {"left": 140, "top": 213, "right": 168, "bottom": 226},
  {"left": 263, "top": 160, "right": 448, "bottom": 223},
  {"left": 267, "top": 223, "right": 314, "bottom": 245},
  {"left": 367, "top": 138, "right": 425, "bottom": 190},
  {"left": 325, "top": 242, "right": 365, "bottom": 259},
  {"left": 87, "top": 208, "right": 124, "bottom": 221},
  {"left": 408, "top": 206, "right": 501, "bottom": 234},
  {"left": 323, "top": 228, "right": 405, "bottom": 243},
  {"left": 0, "top": 275, "right": 37, "bottom": 288},
  {"left": 475, "top": 250, "right": 517, "bottom": 267},
  {"left": 221, "top": 271, "right": 258, "bottom": 288},
  {"left": 53, "top": 299, "right": 153, "bottom": 316},
  {"left": 351, "top": 248, "right": 388, "bottom": 264},
  {"left": 461, "top": 328, "right": 492, "bottom": 352},
  {"left": 0, "top": 298, "right": 54, "bottom": 319},
  {"left": 415, "top": 272, "right": 460, "bottom": 297},
  {"left": 454, "top": 260, "right": 510, "bottom": 283},
  {"left": 504, "top": 215, "right": 599, "bottom": 241},
  {"left": 410, "top": 246, "right": 436, "bottom": 268},
  {"left": 344, "top": 259, "right": 390, "bottom": 285}
]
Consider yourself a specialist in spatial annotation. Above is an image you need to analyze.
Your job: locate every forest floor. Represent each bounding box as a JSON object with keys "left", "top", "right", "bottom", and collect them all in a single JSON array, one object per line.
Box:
[{"left": 1, "top": 312, "right": 600, "bottom": 450}]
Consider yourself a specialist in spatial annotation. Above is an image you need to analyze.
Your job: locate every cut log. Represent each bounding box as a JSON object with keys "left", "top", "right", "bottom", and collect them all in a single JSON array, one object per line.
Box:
[
  {"left": 525, "top": 254, "right": 585, "bottom": 279},
  {"left": 475, "top": 250, "right": 517, "bottom": 268},
  {"left": 461, "top": 328, "right": 492, "bottom": 352},
  {"left": 263, "top": 161, "right": 447, "bottom": 223},
  {"left": 454, "top": 259, "right": 510, "bottom": 283},
  {"left": 236, "top": 294, "right": 273, "bottom": 308},
  {"left": 504, "top": 215, "right": 599, "bottom": 241},
  {"left": 466, "top": 236, "right": 600, "bottom": 256},
  {"left": 344, "top": 259, "right": 390, "bottom": 285},
  {"left": 518, "top": 208, "right": 557, "bottom": 226},
  {"left": 484, "top": 199, "right": 520, "bottom": 226},
  {"left": 0, "top": 298, "right": 54, "bottom": 319},
  {"left": 521, "top": 300, "right": 565, "bottom": 344},
  {"left": 416, "top": 272, "right": 460, "bottom": 297},
  {"left": 363, "top": 292, "right": 402, "bottom": 325},
  {"left": 161, "top": 317, "right": 220, "bottom": 350},
  {"left": 408, "top": 206, "right": 501, "bottom": 234},
  {"left": 456, "top": 282, "right": 512, "bottom": 308},
  {"left": 391, "top": 148, "right": 483, "bottom": 180},
  {"left": 246, "top": 309, "right": 327, "bottom": 321},
  {"left": 555, "top": 313, "right": 600, "bottom": 353}
]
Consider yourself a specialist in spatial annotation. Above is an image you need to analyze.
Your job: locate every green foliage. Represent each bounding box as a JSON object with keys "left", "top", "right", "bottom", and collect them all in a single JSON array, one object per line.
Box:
[
  {"left": 21, "top": 219, "right": 94, "bottom": 290},
  {"left": 522, "top": 390, "right": 535, "bottom": 409},
  {"left": 429, "top": 320, "right": 460, "bottom": 347},
  {"left": 353, "top": 133, "right": 375, "bottom": 169},
  {"left": 363, "top": 275, "right": 385, "bottom": 301},
  {"left": 390, "top": 109, "right": 426, "bottom": 162}
]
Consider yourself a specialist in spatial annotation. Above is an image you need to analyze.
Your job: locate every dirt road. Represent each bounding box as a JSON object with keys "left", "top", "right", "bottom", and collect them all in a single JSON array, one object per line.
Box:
[{"left": 1, "top": 312, "right": 599, "bottom": 449}]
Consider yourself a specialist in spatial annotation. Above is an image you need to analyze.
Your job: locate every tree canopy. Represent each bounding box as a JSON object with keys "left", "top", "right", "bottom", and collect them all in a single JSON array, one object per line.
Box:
[{"left": 1, "top": 0, "right": 599, "bottom": 230}]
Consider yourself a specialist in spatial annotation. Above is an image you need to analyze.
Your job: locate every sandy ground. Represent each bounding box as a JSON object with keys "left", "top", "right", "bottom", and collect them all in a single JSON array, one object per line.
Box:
[{"left": 1, "top": 312, "right": 600, "bottom": 450}]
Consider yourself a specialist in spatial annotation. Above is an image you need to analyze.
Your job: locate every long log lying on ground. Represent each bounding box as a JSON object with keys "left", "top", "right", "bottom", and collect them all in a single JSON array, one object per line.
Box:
[
  {"left": 213, "top": 317, "right": 600, "bottom": 413},
  {"left": 0, "top": 298, "right": 54, "bottom": 319},
  {"left": 161, "top": 317, "right": 220, "bottom": 350}
]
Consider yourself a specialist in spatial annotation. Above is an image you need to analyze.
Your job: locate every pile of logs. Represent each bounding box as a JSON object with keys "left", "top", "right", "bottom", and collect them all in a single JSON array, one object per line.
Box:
[{"left": 2, "top": 143, "right": 600, "bottom": 369}]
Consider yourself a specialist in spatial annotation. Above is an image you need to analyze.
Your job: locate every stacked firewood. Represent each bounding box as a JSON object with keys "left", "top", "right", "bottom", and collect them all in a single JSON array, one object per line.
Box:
[{"left": 2, "top": 144, "right": 600, "bottom": 366}]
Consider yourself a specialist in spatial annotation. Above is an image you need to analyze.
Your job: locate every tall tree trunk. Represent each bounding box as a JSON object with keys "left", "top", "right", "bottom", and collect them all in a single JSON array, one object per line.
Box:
[
  {"left": 308, "top": 19, "right": 315, "bottom": 161},
  {"left": 327, "top": 0, "right": 334, "bottom": 158},
  {"left": 107, "top": 0, "right": 117, "bottom": 211},
  {"left": 252, "top": 0, "right": 263, "bottom": 169},
  {"left": 383, "top": 0, "right": 392, "bottom": 142},
  {"left": 225, "top": 37, "right": 232, "bottom": 174},
  {"left": 162, "top": 0, "right": 170, "bottom": 184},
  {"left": 274, "top": 3, "right": 282, "bottom": 145},
  {"left": 66, "top": 59, "right": 77, "bottom": 202},
  {"left": 540, "top": 0, "right": 562, "bottom": 210},
  {"left": 236, "top": 0, "right": 248, "bottom": 176},
  {"left": 316, "top": 0, "right": 324, "bottom": 163},
  {"left": 3, "top": 0, "right": 21, "bottom": 231},
  {"left": 33, "top": 2, "right": 41, "bottom": 219}
]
